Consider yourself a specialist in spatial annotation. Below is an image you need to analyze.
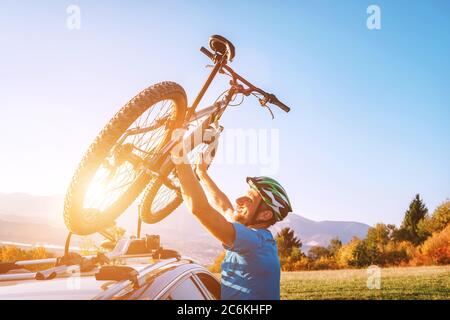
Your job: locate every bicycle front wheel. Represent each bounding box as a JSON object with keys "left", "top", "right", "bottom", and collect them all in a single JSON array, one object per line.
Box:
[
  {"left": 139, "top": 141, "right": 218, "bottom": 224},
  {"left": 64, "top": 82, "right": 187, "bottom": 235}
]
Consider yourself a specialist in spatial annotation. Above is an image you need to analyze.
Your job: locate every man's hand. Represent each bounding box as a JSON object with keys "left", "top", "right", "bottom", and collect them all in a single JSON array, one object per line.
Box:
[
  {"left": 193, "top": 153, "right": 234, "bottom": 219},
  {"left": 170, "top": 136, "right": 188, "bottom": 165},
  {"left": 194, "top": 154, "right": 208, "bottom": 178}
]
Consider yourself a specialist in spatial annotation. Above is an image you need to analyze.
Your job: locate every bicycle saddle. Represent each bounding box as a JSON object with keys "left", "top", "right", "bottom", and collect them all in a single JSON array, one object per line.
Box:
[{"left": 209, "top": 35, "right": 235, "bottom": 62}]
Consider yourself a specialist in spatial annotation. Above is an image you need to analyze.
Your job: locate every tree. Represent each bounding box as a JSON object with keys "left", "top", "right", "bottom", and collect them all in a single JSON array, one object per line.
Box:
[
  {"left": 366, "top": 223, "right": 393, "bottom": 247},
  {"left": 383, "top": 241, "right": 413, "bottom": 266},
  {"left": 360, "top": 223, "right": 392, "bottom": 265},
  {"left": 336, "top": 237, "right": 362, "bottom": 268},
  {"left": 275, "top": 227, "right": 302, "bottom": 258},
  {"left": 307, "top": 237, "right": 342, "bottom": 261},
  {"left": 431, "top": 200, "right": 450, "bottom": 231},
  {"left": 327, "top": 237, "right": 342, "bottom": 256},
  {"left": 308, "top": 246, "right": 330, "bottom": 260},
  {"left": 352, "top": 240, "right": 373, "bottom": 267},
  {"left": 386, "top": 224, "right": 398, "bottom": 240},
  {"left": 275, "top": 227, "right": 306, "bottom": 270},
  {"left": 417, "top": 200, "right": 450, "bottom": 239},
  {"left": 414, "top": 224, "right": 450, "bottom": 265},
  {"left": 398, "top": 194, "right": 429, "bottom": 244},
  {"left": 209, "top": 251, "right": 226, "bottom": 273}
]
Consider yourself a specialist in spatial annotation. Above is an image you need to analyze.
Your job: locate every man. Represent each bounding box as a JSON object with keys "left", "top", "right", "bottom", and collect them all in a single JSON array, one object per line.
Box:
[{"left": 171, "top": 149, "right": 292, "bottom": 300}]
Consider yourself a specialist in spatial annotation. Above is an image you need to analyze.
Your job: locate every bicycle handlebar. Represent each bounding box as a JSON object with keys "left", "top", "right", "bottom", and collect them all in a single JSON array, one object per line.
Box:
[
  {"left": 200, "top": 46, "right": 291, "bottom": 113},
  {"left": 200, "top": 46, "right": 214, "bottom": 60},
  {"left": 267, "top": 94, "right": 291, "bottom": 113}
]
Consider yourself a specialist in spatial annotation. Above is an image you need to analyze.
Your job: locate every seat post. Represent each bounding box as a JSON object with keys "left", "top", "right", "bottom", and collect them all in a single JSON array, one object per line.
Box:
[{"left": 186, "top": 54, "right": 227, "bottom": 120}]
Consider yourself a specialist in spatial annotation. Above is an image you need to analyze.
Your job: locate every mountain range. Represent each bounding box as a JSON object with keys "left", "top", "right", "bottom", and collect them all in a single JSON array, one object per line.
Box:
[{"left": 0, "top": 192, "right": 370, "bottom": 264}]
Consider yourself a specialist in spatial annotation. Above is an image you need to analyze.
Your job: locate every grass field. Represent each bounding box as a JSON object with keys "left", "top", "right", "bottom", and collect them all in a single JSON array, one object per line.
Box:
[{"left": 280, "top": 265, "right": 450, "bottom": 300}]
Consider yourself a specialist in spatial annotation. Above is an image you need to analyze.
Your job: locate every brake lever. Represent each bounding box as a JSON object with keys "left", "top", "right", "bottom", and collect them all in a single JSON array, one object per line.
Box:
[
  {"left": 258, "top": 98, "right": 275, "bottom": 119},
  {"left": 265, "top": 105, "right": 275, "bottom": 120}
]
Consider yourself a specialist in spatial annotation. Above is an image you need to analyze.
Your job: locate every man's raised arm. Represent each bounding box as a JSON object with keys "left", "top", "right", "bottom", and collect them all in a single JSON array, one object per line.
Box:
[
  {"left": 194, "top": 155, "right": 234, "bottom": 219},
  {"left": 171, "top": 150, "right": 235, "bottom": 247}
]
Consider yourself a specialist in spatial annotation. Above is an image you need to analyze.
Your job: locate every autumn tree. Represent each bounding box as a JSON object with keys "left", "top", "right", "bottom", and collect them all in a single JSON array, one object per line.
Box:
[
  {"left": 209, "top": 251, "right": 226, "bottom": 273},
  {"left": 335, "top": 237, "right": 362, "bottom": 267},
  {"left": 275, "top": 228, "right": 306, "bottom": 270},
  {"left": 414, "top": 224, "right": 450, "bottom": 265},
  {"left": 417, "top": 200, "right": 450, "bottom": 240},
  {"left": 327, "top": 237, "right": 342, "bottom": 256},
  {"left": 308, "top": 246, "right": 330, "bottom": 260},
  {"left": 430, "top": 200, "right": 450, "bottom": 231},
  {"left": 276, "top": 227, "right": 302, "bottom": 257}
]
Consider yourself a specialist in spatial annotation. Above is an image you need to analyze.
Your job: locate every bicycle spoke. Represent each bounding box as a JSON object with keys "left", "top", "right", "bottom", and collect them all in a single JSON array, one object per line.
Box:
[
  {"left": 149, "top": 142, "right": 210, "bottom": 217},
  {"left": 83, "top": 99, "right": 177, "bottom": 212},
  {"left": 135, "top": 100, "right": 167, "bottom": 146},
  {"left": 137, "top": 101, "right": 173, "bottom": 154},
  {"left": 132, "top": 100, "right": 161, "bottom": 147}
]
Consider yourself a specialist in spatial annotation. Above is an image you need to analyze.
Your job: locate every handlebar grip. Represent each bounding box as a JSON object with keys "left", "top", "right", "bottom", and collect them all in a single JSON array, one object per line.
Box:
[
  {"left": 269, "top": 95, "right": 291, "bottom": 113},
  {"left": 200, "top": 46, "right": 214, "bottom": 60}
]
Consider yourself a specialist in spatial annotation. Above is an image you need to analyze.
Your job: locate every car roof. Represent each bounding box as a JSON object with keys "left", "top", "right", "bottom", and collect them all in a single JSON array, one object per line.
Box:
[{"left": 0, "top": 274, "right": 111, "bottom": 300}]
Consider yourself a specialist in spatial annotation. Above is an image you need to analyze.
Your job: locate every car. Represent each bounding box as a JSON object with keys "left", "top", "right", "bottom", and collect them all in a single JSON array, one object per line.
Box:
[{"left": 0, "top": 236, "right": 221, "bottom": 300}]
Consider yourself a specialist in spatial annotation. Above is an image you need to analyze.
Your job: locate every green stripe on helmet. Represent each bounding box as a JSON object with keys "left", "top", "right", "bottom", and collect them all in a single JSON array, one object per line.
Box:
[{"left": 246, "top": 176, "right": 292, "bottom": 221}]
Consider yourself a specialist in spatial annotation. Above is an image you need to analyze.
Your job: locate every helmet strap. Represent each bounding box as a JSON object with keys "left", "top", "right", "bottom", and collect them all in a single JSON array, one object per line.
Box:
[{"left": 247, "top": 200, "right": 272, "bottom": 228}]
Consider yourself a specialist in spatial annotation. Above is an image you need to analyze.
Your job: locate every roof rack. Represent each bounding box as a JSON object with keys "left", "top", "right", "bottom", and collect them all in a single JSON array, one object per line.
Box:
[{"left": 0, "top": 234, "right": 182, "bottom": 282}]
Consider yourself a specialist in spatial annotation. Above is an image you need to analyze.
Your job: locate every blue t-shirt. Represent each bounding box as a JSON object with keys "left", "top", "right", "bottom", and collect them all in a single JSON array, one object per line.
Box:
[{"left": 221, "top": 222, "right": 280, "bottom": 300}]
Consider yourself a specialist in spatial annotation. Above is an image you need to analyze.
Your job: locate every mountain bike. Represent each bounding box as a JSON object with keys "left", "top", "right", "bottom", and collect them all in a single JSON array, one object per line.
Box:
[{"left": 63, "top": 35, "right": 291, "bottom": 236}]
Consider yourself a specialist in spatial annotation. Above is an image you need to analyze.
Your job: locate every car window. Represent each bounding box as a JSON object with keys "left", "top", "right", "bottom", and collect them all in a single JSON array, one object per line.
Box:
[
  {"left": 195, "top": 273, "right": 221, "bottom": 300},
  {"left": 167, "top": 277, "right": 205, "bottom": 300}
]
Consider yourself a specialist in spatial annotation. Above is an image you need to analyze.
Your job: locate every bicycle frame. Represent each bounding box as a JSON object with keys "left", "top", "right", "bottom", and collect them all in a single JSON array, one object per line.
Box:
[
  {"left": 145, "top": 86, "right": 235, "bottom": 180},
  {"left": 186, "top": 52, "right": 228, "bottom": 120},
  {"left": 139, "top": 49, "right": 241, "bottom": 179}
]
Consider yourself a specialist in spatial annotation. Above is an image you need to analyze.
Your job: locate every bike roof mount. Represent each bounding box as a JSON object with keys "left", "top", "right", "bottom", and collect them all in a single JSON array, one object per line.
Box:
[{"left": 0, "top": 232, "right": 181, "bottom": 282}]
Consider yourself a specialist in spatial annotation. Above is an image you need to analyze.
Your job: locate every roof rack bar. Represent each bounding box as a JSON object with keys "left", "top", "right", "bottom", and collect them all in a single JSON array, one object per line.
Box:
[
  {"left": 0, "top": 272, "right": 37, "bottom": 282},
  {"left": 15, "top": 258, "right": 58, "bottom": 266},
  {"left": 93, "top": 258, "right": 179, "bottom": 300},
  {"left": 35, "top": 265, "right": 73, "bottom": 281}
]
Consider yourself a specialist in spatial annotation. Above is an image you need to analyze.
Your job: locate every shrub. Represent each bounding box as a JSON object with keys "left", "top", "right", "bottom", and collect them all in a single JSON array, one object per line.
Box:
[
  {"left": 280, "top": 247, "right": 306, "bottom": 271},
  {"left": 276, "top": 227, "right": 302, "bottom": 257},
  {"left": 381, "top": 241, "right": 414, "bottom": 266},
  {"left": 290, "top": 256, "right": 311, "bottom": 271},
  {"left": 412, "top": 224, "right": 450, "bottom": 265},
  {"left": 310, "top": 256, "right": 339, "bottom": 270}
]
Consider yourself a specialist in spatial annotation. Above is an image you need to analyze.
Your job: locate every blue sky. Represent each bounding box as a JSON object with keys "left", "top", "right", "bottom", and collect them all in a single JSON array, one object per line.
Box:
[{"left": 0, "top": 0, "right": 449, "bottom": 226}]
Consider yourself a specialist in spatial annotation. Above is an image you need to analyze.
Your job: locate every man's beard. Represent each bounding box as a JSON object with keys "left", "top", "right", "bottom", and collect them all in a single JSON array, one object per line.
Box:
[
  {"left": 234, "top": 215, "right": 247, "bottom": 224},
  {"left": 232, "top": 210, "right": 248, "bottom": 224}
]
